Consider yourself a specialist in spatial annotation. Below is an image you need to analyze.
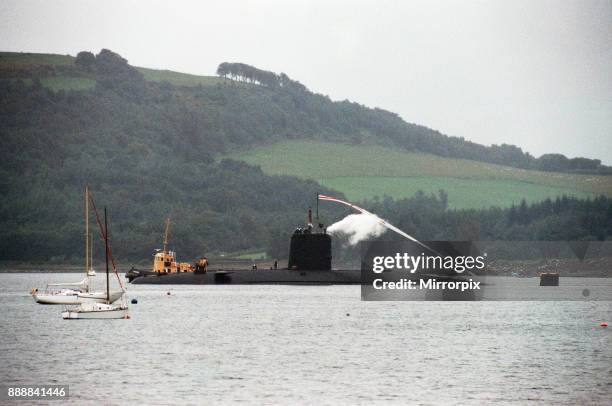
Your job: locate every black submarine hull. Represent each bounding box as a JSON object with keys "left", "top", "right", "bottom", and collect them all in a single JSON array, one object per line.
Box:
[
  {"left": 128, "top": 269, "right": 474, "bottom": 289},
  {"left": 130, "top": 268, "right": 361, "bottom": 285}
]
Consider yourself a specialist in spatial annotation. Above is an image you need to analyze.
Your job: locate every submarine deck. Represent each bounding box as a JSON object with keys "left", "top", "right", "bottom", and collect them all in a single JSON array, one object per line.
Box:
[{"left": 130, "top": 269, "right": 361, "bottom": 285}]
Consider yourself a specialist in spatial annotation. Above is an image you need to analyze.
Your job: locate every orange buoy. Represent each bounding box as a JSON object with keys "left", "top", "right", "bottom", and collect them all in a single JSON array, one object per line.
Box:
[{"left": 601, "top": 322, "right": 608, "bottom": 327}]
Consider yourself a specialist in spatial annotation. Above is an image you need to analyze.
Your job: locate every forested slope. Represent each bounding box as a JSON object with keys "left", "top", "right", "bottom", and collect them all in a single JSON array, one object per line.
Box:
[{"left": 1, "top": 49, "right": 610, "bottom": 263}]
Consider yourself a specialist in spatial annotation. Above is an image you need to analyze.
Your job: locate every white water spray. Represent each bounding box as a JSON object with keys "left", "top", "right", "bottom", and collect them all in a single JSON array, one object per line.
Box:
[
  {"left": 327, "top": 213, "right": 387, "bottom": 245},
  {"left": 318, "top": 194, "right": 440, "bottom": 254}
]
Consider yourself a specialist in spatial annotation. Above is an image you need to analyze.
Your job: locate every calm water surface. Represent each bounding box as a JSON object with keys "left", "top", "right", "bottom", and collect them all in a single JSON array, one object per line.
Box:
[{"left": 1, "top": 273, "right": 610, "bottom": 405}]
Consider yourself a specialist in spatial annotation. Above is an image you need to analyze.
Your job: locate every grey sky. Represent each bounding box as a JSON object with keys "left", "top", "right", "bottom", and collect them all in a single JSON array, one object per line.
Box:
[{"left": 2, "top": 0, "right": 611, "bottom": 163}]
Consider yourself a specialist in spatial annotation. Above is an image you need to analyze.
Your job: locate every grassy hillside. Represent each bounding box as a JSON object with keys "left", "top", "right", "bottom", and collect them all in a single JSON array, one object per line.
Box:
[
  {"left": 228, "top": 141, "right": 611, "bottom": 209},
  {"left": 2, "top": 52, "right": 610, "bottom": 173},
  {"left": 1, "top": 49, "right": 610, "bottom": 262},
  {"left": 0, "top": 52, "right": 74, "bottom": 66},
  {"left": 0, "top": 52, "right": 224, "bottom": 91},
  {"left": 137, "top": 67, "right": 225, "bottom": 87},
  {"left": 0, "top": 52, "right": 97, "bottom": 91},
  {"left": 21, "top": 77, "right": 96, "bottom": 91}
]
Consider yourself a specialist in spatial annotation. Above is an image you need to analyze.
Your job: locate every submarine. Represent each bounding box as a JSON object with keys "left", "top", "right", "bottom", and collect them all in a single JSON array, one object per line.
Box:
[
  {"left": 129, "top": 208, "right": 362, "bottom": 285},
  {"left": 128, "top": 203, "right": 481, "bottom": 299}
]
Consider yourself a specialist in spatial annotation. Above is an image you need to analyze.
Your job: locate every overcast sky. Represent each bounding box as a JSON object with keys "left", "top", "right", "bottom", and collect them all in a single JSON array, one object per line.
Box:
[{"left": 2, "top": 0, "right": 611, "bottom": 163}]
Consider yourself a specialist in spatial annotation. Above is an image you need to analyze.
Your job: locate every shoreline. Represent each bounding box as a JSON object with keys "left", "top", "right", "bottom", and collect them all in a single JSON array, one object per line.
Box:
[
  {"left": 2, "top": 258, "right": 610, "bottom": 277},
  {"left": 2, "top": 270, "right": 610, "bottom": 277},
  {"left": 0, "top": 258, "right": 283, "bottom": 273}
]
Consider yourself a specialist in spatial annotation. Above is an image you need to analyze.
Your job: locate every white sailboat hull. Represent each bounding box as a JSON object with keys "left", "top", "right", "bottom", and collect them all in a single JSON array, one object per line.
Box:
[
  {"left": 34, "top": 293, "right": 82, "bottom": 305},
  {"left": 62, "top": 303, "right": 129, "bottom": 319},
  {"left": 33, "top": 291, "right": 123, "bottom": 305},
  {"left": 62, "top": 308, "right": 128, "bottom": 319}
]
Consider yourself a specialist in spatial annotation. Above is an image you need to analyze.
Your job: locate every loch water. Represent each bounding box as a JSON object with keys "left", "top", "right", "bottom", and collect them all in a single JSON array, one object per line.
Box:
[{"left": 1, "top": 273, "right": 611, "bottom": 405}]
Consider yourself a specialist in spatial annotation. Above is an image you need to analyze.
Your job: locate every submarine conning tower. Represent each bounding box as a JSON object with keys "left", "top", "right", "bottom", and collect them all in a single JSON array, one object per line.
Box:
[{"left": 288, "top": 208, "right": 332, "bottom": 271}]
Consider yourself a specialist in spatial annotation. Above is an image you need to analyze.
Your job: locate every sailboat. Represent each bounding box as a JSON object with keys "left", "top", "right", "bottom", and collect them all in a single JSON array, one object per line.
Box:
[
  {"left": 63, "top": 206, "right": 129, "bottom": 319},
  {"left": 32, "top": 186, "right": 122, "bottom": 305}
]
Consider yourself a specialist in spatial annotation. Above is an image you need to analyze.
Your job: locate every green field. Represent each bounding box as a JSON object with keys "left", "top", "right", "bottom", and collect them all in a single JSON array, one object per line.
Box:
[
  {"left": 232, "top": 251, "right": 267, "bottom": 260},
  {"left": 0, "top": 52, "right": 74, "bottom": 66},
  {"left": 16, "top": 77, "right": 96, "bottom": 91},
  {"left": 1, "top": 51, "right": 229, "bottom": 89},
  {"left": 228, "top": 141, "right": 612, "bottom": 209},
  {"left": 222, "top": 249, "right": 267, "bottom": 260},
  {"left": 40, "top": 77, "right": 96, "bottom": 91},
  {"left": 138, "top": 67, "right": 226, "bottom": 87}
]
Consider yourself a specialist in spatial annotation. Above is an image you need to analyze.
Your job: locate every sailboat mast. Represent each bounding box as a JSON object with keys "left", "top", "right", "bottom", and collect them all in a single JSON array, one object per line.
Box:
[{"left": 104, "top": 207, "right": 109, "bottom": 303}]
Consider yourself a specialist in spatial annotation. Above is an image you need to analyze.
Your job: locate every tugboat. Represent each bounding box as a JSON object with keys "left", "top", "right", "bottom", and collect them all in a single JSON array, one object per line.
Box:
[{"left": 125, "top": 218, "right": 196, "bottom": 282}]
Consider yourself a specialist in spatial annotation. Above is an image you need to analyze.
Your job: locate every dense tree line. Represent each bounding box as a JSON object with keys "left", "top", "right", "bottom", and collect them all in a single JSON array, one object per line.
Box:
[
  {"left": 0, "top": 50, "right": 610, "bottom": 263},
  {"left": 216, "top": 62, "right": 307, "bottom": 92},
  {"left": 330, "top": 193, "right": 612, "bottom": 262},
  {"left": 368, "top": 193, "right": 612, "bottom": 242}
]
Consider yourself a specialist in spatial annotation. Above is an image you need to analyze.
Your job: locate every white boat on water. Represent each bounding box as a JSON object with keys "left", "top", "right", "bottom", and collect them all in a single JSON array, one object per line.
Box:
[
  {"left": 32, "top": 282, "right": 123, "bottom": 305},
  {"left": 32, "top": 186, "right": 123, "bottom": 305},
  {"left": 32, "top": 288, "right": 81, "bottom": 304},
  {"left": 62, "top": 302, "right": 128, "bottom": 319},
  {"left": 63, "top": 205, "right": 129, "bottom": 320}
]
